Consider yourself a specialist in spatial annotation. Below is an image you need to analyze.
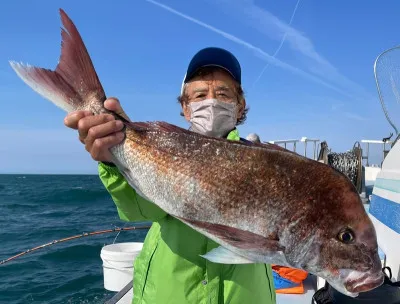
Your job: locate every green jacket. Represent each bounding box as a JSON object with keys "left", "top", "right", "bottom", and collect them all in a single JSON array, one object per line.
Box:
[{"left": 98, "top": 129, "right": 276, "bottom": 304}]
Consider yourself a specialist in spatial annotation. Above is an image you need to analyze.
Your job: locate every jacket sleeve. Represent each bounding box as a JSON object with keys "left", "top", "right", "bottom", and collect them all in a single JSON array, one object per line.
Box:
[{"left": 98, "top": 162, "right": 168, "bottom": 222}]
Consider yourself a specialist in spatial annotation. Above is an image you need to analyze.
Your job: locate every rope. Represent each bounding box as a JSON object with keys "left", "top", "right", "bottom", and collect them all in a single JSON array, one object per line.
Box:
[
  {"left": 0, "top": 225, "right": 151, "bottom": 266},
  {"left": 112, "top": 222, "right": 130, "bottom": 245},
  {"left": 327, "top": 142, "right": 363, "bottom": 192}
]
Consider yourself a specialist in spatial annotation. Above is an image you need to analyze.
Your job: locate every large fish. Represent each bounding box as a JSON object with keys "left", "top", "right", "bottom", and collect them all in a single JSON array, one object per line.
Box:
[{"left": 10, "top": 9, "right": 384, "bottom": 297}]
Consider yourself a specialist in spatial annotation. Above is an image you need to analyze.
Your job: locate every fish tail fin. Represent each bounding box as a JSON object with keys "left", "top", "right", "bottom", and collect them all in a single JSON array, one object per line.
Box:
[{"left": 9, "top": 8, "right": 106, "bottom": 114}]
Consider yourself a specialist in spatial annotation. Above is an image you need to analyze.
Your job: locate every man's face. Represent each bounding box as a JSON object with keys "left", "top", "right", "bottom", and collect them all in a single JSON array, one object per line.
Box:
[{"left": 182, "top": 69, "right": 246, "bottom": 122}]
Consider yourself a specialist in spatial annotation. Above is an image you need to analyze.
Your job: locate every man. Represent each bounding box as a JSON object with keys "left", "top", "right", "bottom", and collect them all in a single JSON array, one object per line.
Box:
[
  {"left": 64, "top": 47, "right": 276, "bottom": 304},
  {"left": 246, "top": 133, "right": 262, "bottom": 143}
]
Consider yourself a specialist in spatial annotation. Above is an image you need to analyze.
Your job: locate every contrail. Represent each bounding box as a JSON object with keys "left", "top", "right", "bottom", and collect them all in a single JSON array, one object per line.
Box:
[
  {"left": 251, "top": 0, "right": 301, "bottom": 89},
  {"left": 144, "top": 0, "right": 355, "bottom": 97}
]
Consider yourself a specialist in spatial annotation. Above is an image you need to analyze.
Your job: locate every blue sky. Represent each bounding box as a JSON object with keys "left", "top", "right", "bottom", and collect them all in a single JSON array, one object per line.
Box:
[{"left": 1, "top": 0, "right": 399, "bottom": 174}]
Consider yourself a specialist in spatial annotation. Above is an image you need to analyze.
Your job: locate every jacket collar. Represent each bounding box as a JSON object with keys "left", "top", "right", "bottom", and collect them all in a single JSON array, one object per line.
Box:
[{"left": 227, "top": 128, "right": 240, "bottom": 141}]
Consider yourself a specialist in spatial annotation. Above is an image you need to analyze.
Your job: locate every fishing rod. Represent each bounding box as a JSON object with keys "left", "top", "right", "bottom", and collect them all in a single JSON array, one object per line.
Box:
[{"left": 0, "top": 225, "right": 151, "bottom": 266}]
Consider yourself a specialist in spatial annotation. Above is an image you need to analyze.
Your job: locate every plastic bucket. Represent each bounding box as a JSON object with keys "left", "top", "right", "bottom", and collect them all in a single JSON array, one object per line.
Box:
[{"left": 100, "top": 242, "right": 144, "bottom": 292}]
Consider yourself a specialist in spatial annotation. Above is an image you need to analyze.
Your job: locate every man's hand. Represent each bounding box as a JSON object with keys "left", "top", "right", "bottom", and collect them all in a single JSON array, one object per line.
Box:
[{"left": 64, "top": 97, "right": 129, "bottom": 163}]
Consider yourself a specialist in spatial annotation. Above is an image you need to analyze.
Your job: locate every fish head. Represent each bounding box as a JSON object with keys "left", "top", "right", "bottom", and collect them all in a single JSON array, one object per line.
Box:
[{"left": 295, "top": 188, "right": 384, "bottom": 297}]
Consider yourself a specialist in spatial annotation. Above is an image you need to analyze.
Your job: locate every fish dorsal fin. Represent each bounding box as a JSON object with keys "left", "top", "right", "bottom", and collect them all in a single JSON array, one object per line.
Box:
[
  {"left": 127, "top": 121, "right": 295, "bottom": 155},
  {"left": 128, "top": 121, "right": 192, "bottom": 134}
]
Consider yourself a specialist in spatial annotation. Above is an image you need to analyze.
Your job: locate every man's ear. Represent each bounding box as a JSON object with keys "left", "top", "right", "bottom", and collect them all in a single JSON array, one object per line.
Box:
[
  {"left": 237, "top": 97, "right": 246, "bottom": 121},
  {"left": 183, "top": 102, "right": 191, "bottom": 121}
]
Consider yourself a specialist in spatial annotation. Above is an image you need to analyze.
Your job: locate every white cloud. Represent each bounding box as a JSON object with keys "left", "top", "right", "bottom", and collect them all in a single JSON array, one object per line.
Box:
[
  {"left": 344, "top": 112, "right": 368, "bottom": 121},
  {"left": 252, "top": 0, "right": 302, "bottom": 88},
  {"left": 203, "top": 0, "right": 374, "bottom": 100},
  {"left": 331, "top": 103, "right": 344, "bottom": 111},
  {"left": 144, "top": 0, "right": 355, "bottom": 97}
]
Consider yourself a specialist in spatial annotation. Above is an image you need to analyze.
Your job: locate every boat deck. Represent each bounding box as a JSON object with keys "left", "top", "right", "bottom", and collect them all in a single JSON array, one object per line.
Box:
[
  {"left": 110, "top": 276, "right": 319, "bottom": 304},
  {"left": 276, "top": 274, "right": 318, "bottom": 304}
]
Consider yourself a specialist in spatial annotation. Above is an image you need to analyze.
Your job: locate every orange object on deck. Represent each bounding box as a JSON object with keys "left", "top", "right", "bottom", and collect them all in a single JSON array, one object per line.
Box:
[
  {"left": 272, "top": 264, "right": 309, "bottom": 294},
  {"left": 272, "top": 264, "right": 308, "bottom": 283},
  {"left": 275, "top": 283, "right": 305, "bottom": 294}
]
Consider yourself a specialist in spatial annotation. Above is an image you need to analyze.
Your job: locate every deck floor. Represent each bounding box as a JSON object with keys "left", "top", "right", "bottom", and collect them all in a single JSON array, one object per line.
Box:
[{"left": 276, "top": 274, "right": 318, "bottom": 304}]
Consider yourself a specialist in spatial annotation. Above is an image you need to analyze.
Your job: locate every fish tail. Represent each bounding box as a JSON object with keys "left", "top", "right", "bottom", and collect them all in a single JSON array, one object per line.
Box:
[{"left": 9, "top": 9, "right": 106, "bottom": 113}]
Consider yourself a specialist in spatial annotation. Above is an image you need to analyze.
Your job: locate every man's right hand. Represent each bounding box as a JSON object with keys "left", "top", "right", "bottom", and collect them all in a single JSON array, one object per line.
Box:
[{"left": 64, "top": 97, "right": 129, "bottom": 163}]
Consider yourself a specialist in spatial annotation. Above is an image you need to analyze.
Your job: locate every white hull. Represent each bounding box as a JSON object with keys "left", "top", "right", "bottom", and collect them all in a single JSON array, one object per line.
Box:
[{"left": 368, "top": 140, "right": 400, "bottom": 281}]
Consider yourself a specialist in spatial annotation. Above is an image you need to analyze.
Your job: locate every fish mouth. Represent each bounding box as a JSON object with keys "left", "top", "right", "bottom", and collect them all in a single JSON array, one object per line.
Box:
[{"left": 344, "top": 272, "right": 384, "bottom": 293}]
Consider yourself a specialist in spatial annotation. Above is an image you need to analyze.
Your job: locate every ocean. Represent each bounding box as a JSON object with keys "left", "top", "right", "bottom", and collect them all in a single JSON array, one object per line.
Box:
[{"left": 0, "top": 174, "right": 150, "bottom": 304}]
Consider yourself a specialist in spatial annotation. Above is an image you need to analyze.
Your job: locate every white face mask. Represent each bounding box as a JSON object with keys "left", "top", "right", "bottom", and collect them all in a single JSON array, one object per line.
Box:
[{"left": 188, "top": 98, "right": 237, "bottom": 138}]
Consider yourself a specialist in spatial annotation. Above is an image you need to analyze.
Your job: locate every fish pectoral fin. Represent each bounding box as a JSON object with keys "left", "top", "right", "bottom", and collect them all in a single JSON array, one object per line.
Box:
[
  {"left": 201, "top": 246, "right": 255, "bottom": 264},
  {"left": 176, "top": 216, "right": 285, "bottom": 254}
]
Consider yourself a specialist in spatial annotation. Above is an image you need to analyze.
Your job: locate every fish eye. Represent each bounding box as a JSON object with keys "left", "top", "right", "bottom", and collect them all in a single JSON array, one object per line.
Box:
[{"left": 337, "top": 229, "right": 355, "bottom": 244}]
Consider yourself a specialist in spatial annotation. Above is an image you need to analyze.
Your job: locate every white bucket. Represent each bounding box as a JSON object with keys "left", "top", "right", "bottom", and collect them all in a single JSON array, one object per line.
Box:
[{"left": 100, "top": 242, "right": 144, "bottom": 292}]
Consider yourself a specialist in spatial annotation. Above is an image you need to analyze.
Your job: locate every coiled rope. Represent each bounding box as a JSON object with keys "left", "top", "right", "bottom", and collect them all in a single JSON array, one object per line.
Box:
[
  {"left": 327, "top": 142, "right": 363, "bottom": 192},
  {"left": 0, "top": 225, "right": 151, "bottom": 266}
]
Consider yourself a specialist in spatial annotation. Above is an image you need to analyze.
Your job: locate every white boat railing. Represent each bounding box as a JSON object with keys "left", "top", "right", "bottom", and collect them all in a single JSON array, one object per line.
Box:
[
  {"left": 361, "top": 139, "right": 393, "bottom": 167},
  {"left": 267, "top": 137, "right": 321, "bottom": 160}
]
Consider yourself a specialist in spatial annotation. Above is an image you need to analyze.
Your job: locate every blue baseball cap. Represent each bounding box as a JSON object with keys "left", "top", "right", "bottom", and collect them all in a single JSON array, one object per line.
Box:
[{"left": 183, "top": 47, "right": 242, "bottom": 85}]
